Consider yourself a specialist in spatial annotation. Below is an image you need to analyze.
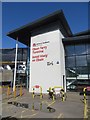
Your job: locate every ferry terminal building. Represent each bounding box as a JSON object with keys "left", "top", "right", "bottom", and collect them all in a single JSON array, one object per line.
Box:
[{"left": 7, "top": 10, "right": 90, "bottom": 93}]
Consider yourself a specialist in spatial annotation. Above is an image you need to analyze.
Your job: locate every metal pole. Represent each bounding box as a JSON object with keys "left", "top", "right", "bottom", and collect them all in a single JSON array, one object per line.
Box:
[
  {"left": 13, "top": 37, "right": 18, "bottom": 91},
  {"left": 64, "top": 75, "right": 67, "bottom": 93},
  {"left": 26, "top": 48, "right": 29, "bottom": 89},
  {"left": 26, "top": 37, "right": 30, "bottom": 89}
]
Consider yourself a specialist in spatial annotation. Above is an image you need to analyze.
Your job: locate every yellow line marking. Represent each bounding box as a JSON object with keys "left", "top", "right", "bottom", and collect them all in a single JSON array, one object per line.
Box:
[
  {"left": 20, "top": 109, "right": 38, "bottom": 118},
  {"left": 22, "top": 112, "right": 39, "bottom": 118},
  {"left": 41, "top": 100, "right": 55, "bottom": 107},
  {"left": 11, "top": 108, "right": 27, "bottom": 118},
  {"left": 57, "top": 113, "right": 63, "bottom": 118},
  {"left": 20, "top": 107, "right": 38, "bottom": 118},
  {"left": 21, "top": 109, "right": 27, "bottom": 118},
  {"left": 48, "top": 101, "right": 55, "bottom": 106}
]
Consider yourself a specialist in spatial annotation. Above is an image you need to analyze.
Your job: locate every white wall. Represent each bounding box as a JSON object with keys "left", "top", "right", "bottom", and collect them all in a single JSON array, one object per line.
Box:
[{"left": 29, "top": 28, "right": 65, "bottom": 93}]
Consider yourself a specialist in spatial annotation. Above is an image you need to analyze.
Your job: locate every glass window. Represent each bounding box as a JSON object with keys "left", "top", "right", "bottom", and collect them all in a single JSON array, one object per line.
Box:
[
  {"left": 86, "top": 44, "right": 90, "bottom": 54},
  {"left": 17, "top": 54, "right": 22, "bottom": 61},
  {"left": 75, "top": 44, "right": 86, "bottom": 55},
  {"left": 65, "top": 45, "right": 75, "bottom": 56},
  {"left": 88, "top": 67, "right": 90, "bottom": 79},
  {"left": 76, "top": 55, "right": 87, "bottom": 66},
  {"left": 77, "top": 79, "right": 89, "bottom": 91},
  {"left": 87, "top": 55, "right": 90, "bottom": 66},
  {"left": 66, "top": 79, "right": 77, "bottom": 91},
  {"left": 2, "top": 54, "right": 15, "bottom": 61},
  {"left": 76, "top": 67, "right": 88, "bottom": 79},
  {"left": 65, "top": 56, "right": 75, "bottom": 67},
  {"left": 66, "top": 68, "right": 77, "bottom": 77}
]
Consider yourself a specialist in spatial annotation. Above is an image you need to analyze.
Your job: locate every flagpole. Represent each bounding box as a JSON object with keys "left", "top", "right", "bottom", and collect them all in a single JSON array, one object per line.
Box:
[{"left": 13, "top": 37, "right": 18, "bottom": 91}]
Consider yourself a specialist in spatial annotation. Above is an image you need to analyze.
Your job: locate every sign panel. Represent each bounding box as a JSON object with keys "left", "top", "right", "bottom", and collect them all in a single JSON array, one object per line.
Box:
[
  {"left": 32, "top": 41, "right": 49, "bottom": 63},
  {"left": 29, "top": 29, "right": 65, "bottom": 93}
]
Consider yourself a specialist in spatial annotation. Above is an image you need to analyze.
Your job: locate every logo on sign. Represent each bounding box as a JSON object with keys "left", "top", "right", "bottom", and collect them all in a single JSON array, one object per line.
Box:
[
  {"left": 33, "top": 43, "right": 36, "bottom": 47},
  {"left": 47, "top": 61, "right": 53, "bottom": 66}
]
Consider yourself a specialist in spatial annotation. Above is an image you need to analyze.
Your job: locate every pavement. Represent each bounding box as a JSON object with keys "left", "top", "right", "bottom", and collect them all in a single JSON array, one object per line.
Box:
[{"left": 1, "top": 88, "right": 89, "bottom": 119}]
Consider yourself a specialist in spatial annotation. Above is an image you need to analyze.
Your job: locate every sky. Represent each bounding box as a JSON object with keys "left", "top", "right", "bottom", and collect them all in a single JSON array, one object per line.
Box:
[{"left": 2, "top": 2, "right": 88, "bottom": 48}]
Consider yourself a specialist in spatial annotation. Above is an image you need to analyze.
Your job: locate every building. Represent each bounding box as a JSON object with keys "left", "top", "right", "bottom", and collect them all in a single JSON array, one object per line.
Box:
[
  {"left": 0, "top": 48, "right": 28, "bottom": 85},
  {"left": 1, "top": 48, "right": 27, "bottom": 67},
  {"left": 64, "top": 30, "right": 90, "bottom": 91},
  {"left": 7, "top": 10, "right": 90, "bottom": 92}
]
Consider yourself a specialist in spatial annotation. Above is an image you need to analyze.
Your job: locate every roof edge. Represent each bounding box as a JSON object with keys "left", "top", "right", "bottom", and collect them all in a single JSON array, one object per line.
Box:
[{"left": 7, "top": 10, "right": 73, "bottom": 39}]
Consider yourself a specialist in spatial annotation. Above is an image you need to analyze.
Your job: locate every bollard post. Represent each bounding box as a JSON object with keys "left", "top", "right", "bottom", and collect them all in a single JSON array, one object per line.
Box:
[
  {"left": 60, "top": 89, "right": 65, "bottom": 102},
  {"left": 14, "top": 86, "right": 16, "bottom": 98},
  {"left": 32, "top": 103, "right": 34, "bottom": 110},
  {"left": 52, "top": 88, "right": 55, "bottom": 101},
  {"left": 40, "top": 93, "right": 43, "bottom": 99},
  {"left": 83, "top": 87, "right": 87, "bottom": 104},
  {"left": 84, "top": 103, "right": 88, "bottom": 119},
  {"left": 62, "top": 91, "right": 65, "bottom": 102},
  {"left": 40, "top": 87, "right": 43, "bottom": 99},
  {"left": 32, "top": 88, "right": 35, "bottom": 99},
  {"left": 7, "top": 86, "right": 10, "bottom": 97},
  {"left": 20, "top": 85, "right": 22, "bottom": 96},
  {"left": 32, "top": 85, "right": 43, "bottom": 99}
]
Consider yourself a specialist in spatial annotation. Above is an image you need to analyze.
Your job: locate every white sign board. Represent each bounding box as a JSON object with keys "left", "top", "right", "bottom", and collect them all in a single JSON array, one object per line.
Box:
[{"left": 29, "top": 29, "right": 65, "bottom": 93}]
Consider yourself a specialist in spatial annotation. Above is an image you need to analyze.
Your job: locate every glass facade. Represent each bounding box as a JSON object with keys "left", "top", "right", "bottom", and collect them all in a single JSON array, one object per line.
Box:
[
  {"left": 65, "top": 43, "right": 90, "bottom": 91},
  {"left": 2, "top": 48, "right": 27, "bottom": 62}
]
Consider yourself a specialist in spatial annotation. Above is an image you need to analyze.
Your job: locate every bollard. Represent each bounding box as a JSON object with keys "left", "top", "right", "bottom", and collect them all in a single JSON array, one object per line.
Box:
[
  {"left": 60, "top": 89, "right": 65, "bottom": 102},
  {"left": 40, "top": 87, "right": 43, "bottom": 99},
  {"left": 40, "top": 93, "right": 43, "bottom": 99},
  {"left": 62, "top": 91, "right": 65, "bottom": 102},
  {"left": 50, "top": 87, "right": 65, "bottom": 101},
  {"left": 83, "top": 87, "right": 87, "bottom": 104},
  {"left": 32, "top": 88, "right": 35, "bottom": 99},
  {"left": 52, "top": 89, "right": 55, "bottom": 101},
  {"left": 7, "top": 86, "right": 10, "bottom": 97},
  {"left": 32, "top": 85, "right": 43, "bottom": 99},
  {"left": 48, "top": 87, "right": 54, "bottom": 100},
  {"left": 14, "top": 86, "right": 16, "bottom": 98},
  {"left": 20, "top": 85, "right": 22, "bottom": 96},
  {"left": 32, "top": 103, "right": 34, "bottom": 110},
  {"left": 84, "top": 103, "right": 88, "bottom": 118}
]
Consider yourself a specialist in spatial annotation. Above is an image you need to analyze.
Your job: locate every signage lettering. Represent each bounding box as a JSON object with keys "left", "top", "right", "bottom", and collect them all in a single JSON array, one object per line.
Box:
[{"left": 32, "top": 41, "right": 49, "bottom": 62}]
